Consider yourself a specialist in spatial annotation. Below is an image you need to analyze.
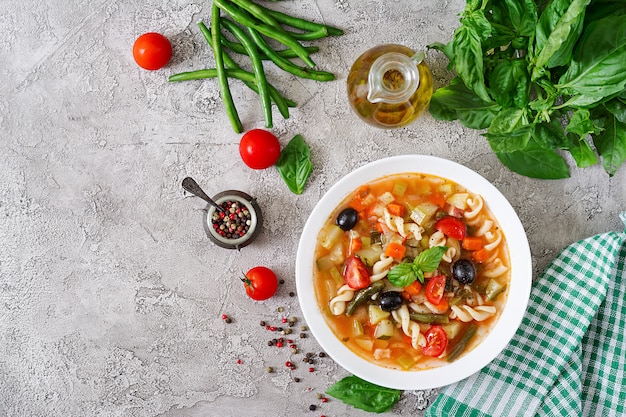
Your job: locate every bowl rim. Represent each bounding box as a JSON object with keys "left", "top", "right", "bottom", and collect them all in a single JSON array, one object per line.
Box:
[{"left": 295, "top": 155, "right": 532, "bottom": 390}]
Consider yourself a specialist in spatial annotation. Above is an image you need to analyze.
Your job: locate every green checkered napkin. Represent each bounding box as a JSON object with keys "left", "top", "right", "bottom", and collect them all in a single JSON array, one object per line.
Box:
[{"left": 426, "top": 212, "right": 626, "bottom": 417}]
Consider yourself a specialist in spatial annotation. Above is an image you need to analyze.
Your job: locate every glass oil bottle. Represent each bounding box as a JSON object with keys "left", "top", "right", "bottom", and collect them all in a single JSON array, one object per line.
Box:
[{"left": 347, "top": 44, "right": 433, "bottom": 129}]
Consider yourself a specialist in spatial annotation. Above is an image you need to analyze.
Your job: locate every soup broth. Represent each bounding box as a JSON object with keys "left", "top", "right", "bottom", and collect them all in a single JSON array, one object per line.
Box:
[{"left": 313, "top": 173, "right": 510, "bottom": 371}]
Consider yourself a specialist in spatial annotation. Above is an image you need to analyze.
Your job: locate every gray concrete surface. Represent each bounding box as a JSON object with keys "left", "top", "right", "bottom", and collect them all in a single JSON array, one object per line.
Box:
[{"left": 1, "top": 1, "right": 625, "bottom": 416}]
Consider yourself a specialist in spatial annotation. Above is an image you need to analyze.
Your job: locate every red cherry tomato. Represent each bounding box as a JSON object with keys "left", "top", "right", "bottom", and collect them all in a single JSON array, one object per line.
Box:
[
  {"left": 243, "top": 266, "right": 278, "bottom": 300},
  {"left": 133, "top": 32, "right": 172, "bottom": 70},
  {"left": 239, "top": 129, "right": 281, "bottom": 170},
  {"left": 425, "top": 275, "right": 446, "bottom": 305},
  {"left": 343, "top": 256, "right": 371, "bottom": 290},
  {"left": 434, "top": 216, "right": 467, "bottom": 240},
  {"left": 422, "top": 325, "right": 448, "bottom": 357}
]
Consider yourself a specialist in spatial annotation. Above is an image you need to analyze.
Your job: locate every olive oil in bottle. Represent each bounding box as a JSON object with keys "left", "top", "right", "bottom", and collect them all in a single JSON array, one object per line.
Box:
[{"left": 347, "top": 44, "right": 433, "bottom": 129}]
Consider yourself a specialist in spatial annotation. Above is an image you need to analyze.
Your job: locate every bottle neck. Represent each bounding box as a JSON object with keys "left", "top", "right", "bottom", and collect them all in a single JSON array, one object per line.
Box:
[{"left": 367, "top": 52, "right": 420, "bottom": 104}]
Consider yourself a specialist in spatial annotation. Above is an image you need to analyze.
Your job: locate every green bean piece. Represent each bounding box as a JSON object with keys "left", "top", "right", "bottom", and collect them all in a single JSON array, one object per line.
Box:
[
  {"left": 409, "top": 312, "right": 450, "bottom": 324},
  {"left": 446, "top": 323, "right": 478, "bottom": 362},
  {"left": 220, "top": 18, "right": 272, "bottom": 128},
  {"left": 345, "top": 281, "right": 385, "bottom": 316},
  {"left": 247, "top": 28, "right": 334, "bottom": 82},
  {"left": 214, "top": 0, "right": 315, "bottom": 68},
  {"left": 199, "top": 22, "right": 293, "bottom": 118},
  {"left": 211, "top": 5, "right": 243, "bottom": 133},
  {"left": 257, "top": 4, "right": 344, "bottom": 36}
]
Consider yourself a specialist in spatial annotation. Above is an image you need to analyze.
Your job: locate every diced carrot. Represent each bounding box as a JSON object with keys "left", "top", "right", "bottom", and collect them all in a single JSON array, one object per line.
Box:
[
  {"left": 387, "top": 203, "right": 405, "bottom": 217},
  {"left": 403, "top": 281, "right": 422, "bottom": 297},
  {"left": 385, "top": 242, "right": 407, "bottom": 260},
  {"left": 349, "top": 238, "right": 362, "bottom": 256},
  {"left": 428, "top": 193, "right": 446, "bottom": 208},
  {"left": 462, "top": 236, "right": 484, "bottom": 251},
  {"left": 472, "top": 248, "right": 490, "bottom": 263},
  {"left": 351, "top": 186, "right": 370, "bottom": 211}
]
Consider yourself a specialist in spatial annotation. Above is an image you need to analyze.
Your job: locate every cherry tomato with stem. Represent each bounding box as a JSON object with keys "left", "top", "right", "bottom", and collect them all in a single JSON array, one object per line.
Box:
[
  {"left": 133, "top": 32, "right": 172, "bottom": 70},
  {"left": 243, "top": 266, "right": 278, "bottom": 300},
  {"left": 343, "top": 256, "right": 371, "bottom": 290},
  {"left": 422, "top": 325, "right": 448, "bottom": 357},
  {"left": 239, "top": 129, "right": 281, "bottom": 170},
  {"left": 434, "top": 216, "right": 467, "bottom": 240},
  {"left": 425, "top": 275, "right": 446, "bottom": 305}
]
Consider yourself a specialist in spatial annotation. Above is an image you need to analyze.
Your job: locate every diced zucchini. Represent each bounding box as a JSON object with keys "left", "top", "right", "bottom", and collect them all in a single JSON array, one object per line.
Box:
[
  {"left": 413, "top": 181, "right": 431, "bottom": 195},
  {"left": 353, "top": 319, "right": 365, "bottom": 336},
  {"left": 368, "top": 304, "right": 391, "bottom": 325},
  {"left": 355, "top": 245, "right": 383, "bottom": 267},
  {"left": 410, "top": 202, "right": 439, "bottom": 226},
  {"left": 361, "top": 236, "right": 371, "bottom": 249},
  {"left": 397, "top": 354, "right": 417, "bottom": 370},
  {"left": 441, "top": 321, "right": 464, "bottom": 340},
  {"left": 392, "top": 181, "right": 408, "bottom": 196},
  {"left": 329, "top": 267, "right": 342, "bottom": 285},
  {"left": 316, "top": 255, "right": 335, "bottom": 271},
  {"left": 446, "top": 193, "right": 469, "bottom": 210},
  {"left": 354, "top": 336, "right": 374, "bottom": 351},
  {"left": 329, "top": 242, "right": 345, "bottom": 265},
  {"left": 374, "top": 319, "right": 395, "bottom": 340},
  {"left": 378, "top": 191, "right": 395, "bottom": 205},
  {"left": 485, "top": 279, "right": 506, "bottom": 301},
  {"left": 439, "top": 182, "right": 455, "bottom": 197},
  {"left": 320, "top": 224, "right": 344, "bottom": 250}
]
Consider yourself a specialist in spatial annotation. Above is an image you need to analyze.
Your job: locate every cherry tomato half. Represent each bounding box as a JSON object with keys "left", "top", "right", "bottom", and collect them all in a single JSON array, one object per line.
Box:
[
  {"left": 343, "top": 256, "right": 371, "bottom": 290},
  {"left": 422, "top": 325, "right": 448, "bottom": 357},
  {"left": 239, "top": 129, "right": 281, "bottom": 170},
  {"left": 133, "top": 32, "right": 172, "bottom": 70},
  {"left": 425, "top": 275, "right": 446, "bottom": 305},
  {"left": 243, "top": 266, "right": 278, "bottom": 301},
  {"left": 434, "top": 216, "right": 467, "bottom": 240}
]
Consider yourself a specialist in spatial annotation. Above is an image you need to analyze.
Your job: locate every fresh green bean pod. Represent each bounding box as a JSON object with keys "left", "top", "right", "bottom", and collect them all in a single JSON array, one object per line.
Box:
[
  {"left": 257, "top": 4, "right": 344, "bottom": 36},
  {"left": 214, "top": 0, "right": 315, "bottom": 68},
  {"left": 247, "top": 28, "right": 334, "bottom": 81},
  {"left": 345, "top": 281, "right": 385, "bottom": 316},
  {"left": 220, "top": 18, "right": 272, "bottom": 128},
  {"left": 211, "top": 5, "right": 243, "bottom": 133},
  {"left": 229, "top": 0, "right": 284, "bottom": 31},
  {"left": 286, "top": 27, "right": 329, "bottom": 41},
  {"left": 199, "top": 22, "right": 294, "bottom": 117},
  {"left": 220, "top": 36, "right": 320, "bottom": 60}
]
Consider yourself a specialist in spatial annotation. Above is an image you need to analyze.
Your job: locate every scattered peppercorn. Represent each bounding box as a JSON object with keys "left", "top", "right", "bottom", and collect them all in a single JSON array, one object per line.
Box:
[
  {"left": 301, "top": 326, "right": 308, "bottom": 331},
  {"left": 237, "top": 359, "right": 243, "bottom": 365},
  {"left": 309, "top": 404, "right": 317, "bottom": 411},
  {"left": 260, "top": 320, "right": 266, "bottom": 326},
  {"left": 318, "top": 352, "right": 326, "bottom": 358},
  {"left": 279, "top": 279, "right": 285, "bottom": 284},
  {"left": 321, "top": 397, "right": 328, "bottom": 403},
  {"left": 277, "top": 307, "right": 284, "bottom": 312},
  {"left": 289, "top": 292, "right": 295, "bottom": 297},
  {"left": 293, "top": 377, "right": 301, "bottom": 382},
  {"left": 266, "top": 366, "right": 274, "bottom": 373},
  {"left": 300, "top": 333, "right": 307, "bottom": 338},
  {"left": 308, "top": 367, "right": 315, "bottom": 372}
]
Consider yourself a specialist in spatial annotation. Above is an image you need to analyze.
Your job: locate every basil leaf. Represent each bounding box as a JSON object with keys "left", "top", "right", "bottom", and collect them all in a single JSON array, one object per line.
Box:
[
  {"left": 566, "top": 133, "right": 598, "bottom": 168},
  {"left": 387, "top": 263, "right": 417, "bottom": 288},
  {"left": 604, "top": 97, "right": 626, "bottom": 124},
  {"left": 414, "top": 246, "right": 447, "bottom": 273},
  {"left": 558, "top": 14, "right": 626, "bottom": 105},
  {"left": 275, "top": 134, "right": 313, "bottom": 195},
  {"left": 534, "top": 119, "right": 569, "bottom": 150},
  {"left": 326, "top": 375, "right": 402, "bottom": 414},
  {"left": 496, "top": 140, "right": 570, "bottom": 179},
  {"left": 593, "top": 113, "right": 626, "bottom": 176},
  {"left": 534, "top": 0, "right": 587, "bottom": 69},
  {"left": 429, "top": 77, "right": 501, "bottom": 129},
  {"left": 452, "top": 25, "right": 491, "bottom": 102}
]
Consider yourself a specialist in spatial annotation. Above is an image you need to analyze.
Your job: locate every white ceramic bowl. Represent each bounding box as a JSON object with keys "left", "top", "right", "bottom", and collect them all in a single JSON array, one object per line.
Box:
[{"left": 296, "top": 155, "right": 532, "bottom": 390}]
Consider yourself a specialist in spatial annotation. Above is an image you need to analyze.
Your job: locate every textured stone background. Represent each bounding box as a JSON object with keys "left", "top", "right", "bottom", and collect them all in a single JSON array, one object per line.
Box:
[{"left": 1, "top": 1, "right": 624, "bottom": 416}]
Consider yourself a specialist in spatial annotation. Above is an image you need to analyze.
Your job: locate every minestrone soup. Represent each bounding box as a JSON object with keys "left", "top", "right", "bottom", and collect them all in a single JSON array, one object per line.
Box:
[{"left": 313, "top": 173, "right": 510, "bottom": 371}]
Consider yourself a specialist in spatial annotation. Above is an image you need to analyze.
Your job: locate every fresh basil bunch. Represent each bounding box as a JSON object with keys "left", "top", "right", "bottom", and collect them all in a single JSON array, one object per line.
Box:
[{"left": 428, "top": 0, "right": 626, "bottom": 179}]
